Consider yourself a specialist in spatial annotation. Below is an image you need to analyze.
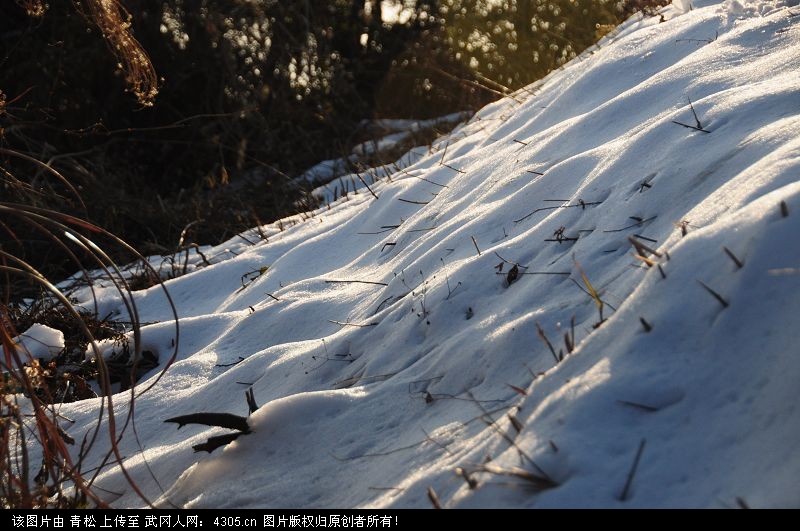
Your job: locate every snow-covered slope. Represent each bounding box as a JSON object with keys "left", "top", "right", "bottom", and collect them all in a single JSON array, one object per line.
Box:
[{"left": 61, "top": 0, "right": 800, "bottom": 508}]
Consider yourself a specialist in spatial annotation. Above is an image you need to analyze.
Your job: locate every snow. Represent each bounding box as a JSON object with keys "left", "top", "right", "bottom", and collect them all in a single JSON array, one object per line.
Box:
[
  {"left": 352, "top": 131, "right": 413, "bottom": 157},
  {"left": 293, "top": 112, "right": 470, "bottom": 187},
  {"left": 362, "top": 112, "right": 471, "bottom": 134},
  {"left": 30, "top": 0, "right": 800, "bottom": 508},
  {"left": 2, "top": 324, "right": 65, "bottom": 362},
  {"left": 293, "top": 155, "right": 360, "bottom": 187}
]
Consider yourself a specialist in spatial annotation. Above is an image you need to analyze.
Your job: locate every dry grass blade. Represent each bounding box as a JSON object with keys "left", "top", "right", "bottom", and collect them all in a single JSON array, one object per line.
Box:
[
  {"left": 688, "top": 97, "right": 703, "bottom": 129},
  {"left": 324, "top": 279, "right": 388, "bottom": 287},
  {"left": 564, "top": 315, "right": 576, "bottom": 353},
  {"left": 736, "top": 497, "right": 750, "bottom": 509},
  {"left": 722, "top": 247, "right": 744, "bottom": 269},
  {"left": 628, "top": 236, "right": 662, "bottom": 258},
  {"left": 536, "top": 322, "right": 561, "bottom": 364},
  {"left": 471, "top": 235, "right": 481, "bottom": 256},
  {"left": 619, "top": 438, "right": 646, "bottom": 501},
  {"left": 427, "top": 486, "right": 443, "bottom": 509},
  {"left": 455, "top": 467, "right": 478, "bottom": 489},
  {"left": 245, "top": 388, "right": 259, "bottom": 414},
  {"left": 355, "top": 173, "right": 379, "bottom": 200},
  {"left": 397, "top": 197, "right": 431, "bottom": 205},
  {"left": 579, "top": 267, "right": 601, "bottom": 310},
  {"left": 1, "top": 201, "right": 178, "bottom": 507},
  {"left": 0, "top": 148, "right": 86, "bottom": 212},
  {"left": 328, "top": 319, "right": 379, "bottom": 328},
  {"left": 697, "top": 280, "right": 729, "bottom": 308},
  {"left": 477, "top": 463, "right": 558, "bottom": 492},
  {"left": 573, "top": 255, "right": 604, "bottom": 322},
  {"left": 507, "top": 384, "right": 528, "bottom": 396}
]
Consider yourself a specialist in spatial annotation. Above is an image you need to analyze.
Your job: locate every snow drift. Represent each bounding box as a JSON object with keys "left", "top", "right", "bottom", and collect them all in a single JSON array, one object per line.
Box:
[{"left": 55, "top": 0, "right": 800, "bottom": 508}]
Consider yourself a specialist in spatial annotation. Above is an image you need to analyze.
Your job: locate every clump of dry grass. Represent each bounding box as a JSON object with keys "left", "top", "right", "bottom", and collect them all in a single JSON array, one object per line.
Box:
[
  {"left": 1, "top": 151, "right": 178, "bottom": 508},
  {"left": 14, "top": 0, "right": 46, "bottom": 17},
  {"left": 75, "top": 0, "right": 158, "bottom": 106},
  {"left": 15, "top": 1, "right": 157, "bottom": 106}
]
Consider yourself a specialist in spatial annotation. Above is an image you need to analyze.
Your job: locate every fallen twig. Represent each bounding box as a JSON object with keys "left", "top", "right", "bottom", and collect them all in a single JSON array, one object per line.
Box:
[
  {"left": 325, "top": 279, "right": 388, "bottom": 286},
  {"left": 328, "top": 320, "right": 379, "bottom": 327},
  {"left": 603, "top": 216, "right": 657, "bottom": 233},
  {"left": 471, "top": 236, "right": 482, "bottom": 256}
]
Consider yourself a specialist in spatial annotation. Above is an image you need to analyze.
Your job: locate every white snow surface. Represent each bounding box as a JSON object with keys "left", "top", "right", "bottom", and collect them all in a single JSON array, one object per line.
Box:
[
  {"left": 2, "top": 324, "right": 65, "bottom": 362},
  {"left": 52, "top": 1, "right": 800, "bottom": 508}
]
